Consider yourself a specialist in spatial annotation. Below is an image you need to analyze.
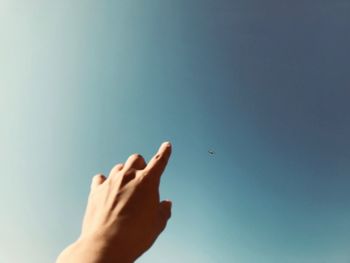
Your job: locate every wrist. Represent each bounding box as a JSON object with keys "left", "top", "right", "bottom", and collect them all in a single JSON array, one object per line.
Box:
[{"left": 56, "top": 234, "right": 134, "bottom": 263}]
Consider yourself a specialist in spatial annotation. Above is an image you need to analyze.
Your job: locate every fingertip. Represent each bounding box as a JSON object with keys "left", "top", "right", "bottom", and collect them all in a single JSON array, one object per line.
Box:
[
  {"left": 91, "top": 173, "right": 106, "bottom": 190},
  {"left": 162, "top": 141, "right": 172, "bottom": 148},
  {"left": 159, "top": 141, "right": 172, "bottom": 155},
  {"left": 93, "top": 173, "right": 106, "bottom": 182}
]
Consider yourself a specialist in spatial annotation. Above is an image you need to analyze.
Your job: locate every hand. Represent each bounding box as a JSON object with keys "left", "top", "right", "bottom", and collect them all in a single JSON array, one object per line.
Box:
[{"left": 56, "top": 142, "right": 173, "bottom": 263}]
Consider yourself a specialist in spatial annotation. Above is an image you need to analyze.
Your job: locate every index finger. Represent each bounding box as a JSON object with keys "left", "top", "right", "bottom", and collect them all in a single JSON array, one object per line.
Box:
[{"left": 144, "top": 141, "right": 172, "bottom": 180}]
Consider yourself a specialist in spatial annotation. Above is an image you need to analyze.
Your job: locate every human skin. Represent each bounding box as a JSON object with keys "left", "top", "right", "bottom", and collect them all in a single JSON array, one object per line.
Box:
[{"left": 56, "top": 142, "right": 173, "bottom": 263}]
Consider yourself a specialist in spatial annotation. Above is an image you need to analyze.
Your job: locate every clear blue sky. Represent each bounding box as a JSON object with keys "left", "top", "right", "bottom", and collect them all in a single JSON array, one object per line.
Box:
[{"left": 1, "top": 1, "right": 350, "bottom": 262}]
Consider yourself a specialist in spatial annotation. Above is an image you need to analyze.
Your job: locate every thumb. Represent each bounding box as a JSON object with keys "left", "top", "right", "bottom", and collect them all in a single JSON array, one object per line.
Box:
[{"left": 156, "top": 200, "right": 172, "bottom": 233}]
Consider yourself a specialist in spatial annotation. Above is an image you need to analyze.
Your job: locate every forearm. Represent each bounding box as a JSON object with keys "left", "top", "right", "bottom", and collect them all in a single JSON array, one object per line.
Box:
[{"left": 56, "top": 235, "right": 134, "bottom": 263}]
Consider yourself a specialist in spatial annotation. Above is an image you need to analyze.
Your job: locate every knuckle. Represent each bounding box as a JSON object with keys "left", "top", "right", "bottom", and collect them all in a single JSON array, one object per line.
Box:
[
  {"left": 110, "top": 163, "right": 124, "bottom": 174},
  {"left": 115, "top": 163, "right": 124, "bottom": 169},
  {"left": 131, "top": 153, "right": 143, "bottom": 159},
  {"left": 93, "top": 173, "right": 104, "bottom": 179}
]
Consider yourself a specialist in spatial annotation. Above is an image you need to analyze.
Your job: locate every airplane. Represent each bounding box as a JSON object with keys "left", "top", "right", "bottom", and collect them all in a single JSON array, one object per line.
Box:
[{"left": 208, "top": 150, "right": 215, "bottom": 155}]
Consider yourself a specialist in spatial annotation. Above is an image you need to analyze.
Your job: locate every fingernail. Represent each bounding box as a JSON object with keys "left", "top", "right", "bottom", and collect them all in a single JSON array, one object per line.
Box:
[{"left": 162, "top": 141, "right": 171, "bottom": 147}]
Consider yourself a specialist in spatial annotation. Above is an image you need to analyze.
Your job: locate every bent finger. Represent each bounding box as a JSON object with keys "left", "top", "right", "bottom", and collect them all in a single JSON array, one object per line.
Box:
[
  {"left": 123, "top": 153, "right": 147, "bottom": 171},
  {"left": 91, "top": 173, "right": 106, "bottom": 190},
  {"left": 109, "top": 163, "right": 124, "bottom": 177}
]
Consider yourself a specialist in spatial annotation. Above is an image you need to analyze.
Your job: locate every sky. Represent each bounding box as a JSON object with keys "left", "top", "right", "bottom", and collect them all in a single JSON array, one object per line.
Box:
[{"left": 1, "top": 1, "right": 350, "bottom": 262}]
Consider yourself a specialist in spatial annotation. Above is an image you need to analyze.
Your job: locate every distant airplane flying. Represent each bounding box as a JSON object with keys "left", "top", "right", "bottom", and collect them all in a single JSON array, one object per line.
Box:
[{"left": 208, "top": 150, "right": 215, "bottom": 155}]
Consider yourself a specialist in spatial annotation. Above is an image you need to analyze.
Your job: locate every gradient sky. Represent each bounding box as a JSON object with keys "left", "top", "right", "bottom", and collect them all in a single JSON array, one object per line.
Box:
[{"left": 1, "top": 1, "right": 350, "bottom": 262}]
